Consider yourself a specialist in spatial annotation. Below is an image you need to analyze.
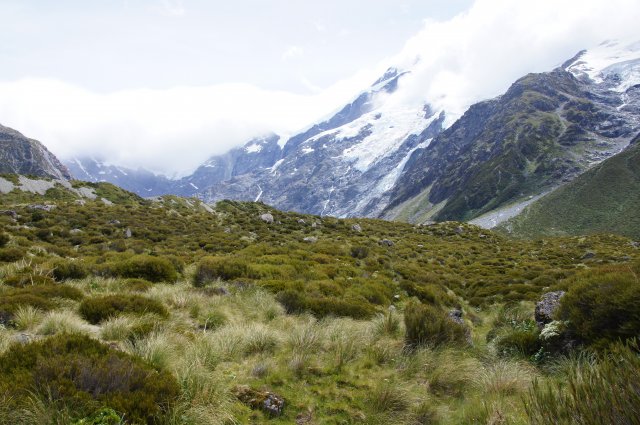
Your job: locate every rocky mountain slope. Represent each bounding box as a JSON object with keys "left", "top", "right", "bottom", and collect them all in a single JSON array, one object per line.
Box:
[
  {"left": 498, "top": 135, "right": 640, "bottom": 239},
  {"left": 0, "top": 124, "right": 71, "bottom": 180},
  {"left": 63, "top": 40, "right": 640, "bottom": 228},
  {"left": 383, "top": 40, "right": 640, "bottom": 223}
]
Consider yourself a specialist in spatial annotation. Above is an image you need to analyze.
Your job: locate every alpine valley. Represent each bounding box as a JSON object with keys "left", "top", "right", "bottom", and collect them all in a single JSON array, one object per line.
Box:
[{"left": 64, "top": 39, "right": 640, "bottom": 237}]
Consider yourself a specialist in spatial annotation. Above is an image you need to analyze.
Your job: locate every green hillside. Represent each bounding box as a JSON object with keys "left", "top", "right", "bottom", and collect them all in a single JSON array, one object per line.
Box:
[
  {"left": 0, "top": 175, "right": 639, "bottom": 424},
  {"left": 501, "top": 140, "right": 640, "bottom": 239}
]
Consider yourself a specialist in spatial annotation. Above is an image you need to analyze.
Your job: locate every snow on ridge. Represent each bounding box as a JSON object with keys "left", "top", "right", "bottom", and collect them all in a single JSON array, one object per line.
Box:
[
  {"left": 244, "top": 143, "right": 263, "bottom": 154},
  {"left": 340, "top": 105, "right": 436, "bottom": 172},
  {"left": 567, "top": 39, "right": 640, "bottom": 92}
]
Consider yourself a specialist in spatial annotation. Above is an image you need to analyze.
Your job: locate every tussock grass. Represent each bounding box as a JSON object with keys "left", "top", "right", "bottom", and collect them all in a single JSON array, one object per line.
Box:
[
  {"left": 35, "top": 310, "right": 93, "bottom": 336},
  {"left": 11, "top": 306, "right": 43, "bottom": 331}
]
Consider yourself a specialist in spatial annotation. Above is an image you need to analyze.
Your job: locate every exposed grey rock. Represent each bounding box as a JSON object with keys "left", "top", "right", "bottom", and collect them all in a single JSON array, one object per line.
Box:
[
  {"left": 448, "top": 308, "right": 464, "bottom": 325},
  {"left": 297, "top": 218, "right": 306, "bottom": 224},
  {"left": 351, "top": 224, "right": 362, "bottom": 232},
  {"left": 70, "top": 228, "right": 83, "bottom": 234},
  {"left": 0, "top": 124, "right": 71, "bottom": 180},
  {"left": 311, "top": 222, "right": 318, "bottom": 228},
  {"left": 109, "top": 219, "right": 121, "bottom": 225},
  {"left": 28, "top": 204, "right": 55, "bottom": 212},
  {"left": 378, "top": 239, "right": 394, "bottom": 247},
  {"left": 581, "top": 252, "right": 596, "bottom": 260},
  {"left": 125, "top": 228, "right": 132, "bottom": 238},
  {"left": 233, "top": 385, "right": 285, "bottom": 416},
  {"left": 260, "top": 213, "right": 274, "bottom": 224},
  {"left": 454, "top": 226, "right": 464, "bottom": 234},
  {"left": 303, "top": 236, "right": 318, "bottom": 243},
  {"left": 14, "top": 333, "right": 33, "bottom": 344},
  {"left": 535, "top": 291, "right": 566, "bottom": 328},
  {"left": 0, "top": 210, "right": 18, "bottom": 219}
]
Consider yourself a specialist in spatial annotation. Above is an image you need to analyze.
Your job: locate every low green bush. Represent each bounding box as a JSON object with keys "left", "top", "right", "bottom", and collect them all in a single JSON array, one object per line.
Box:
[
  {"left": 4, "top": 273, "right": 55, "bottom": 287},
  {"left": 0, "top": 285, "right": 84, "bottom": 325},
  {"left": 79, "top": 294, "right": 168, "bottom": 324},
  {"left": 525, "top": 341, "right": 640, "bottom": 424},
  {"left": 0, "top": 247, "right": 25, "bottom": 263},
  {"left": 277, "top": 290, "right": 375, "bottom": 319},
  {"left": 494, "top": 326, "right": 541, "bottom": 357},
  {"left": 0, "top": 232, "right": 9, "bottom": 248},
  {"left": 404, "top": 302, "right": 468, "bottom": 349},
  {"left": 0, "top": 333, "right": 180, "bottom": 423},
  {"left": 558, "top": 269, "right": 640, "bottom": 350},
  {"left": 193, "top": 256, "right": 251, "bottom": 286},
  {"left": 52, "top": 260, "right": 88, "bottom": 281},
  {"left": 123, "top": 278, "right": 153, "bottom": 292},
  {"left": 115, "top": 255, "right": 177, "bottom": 283}
]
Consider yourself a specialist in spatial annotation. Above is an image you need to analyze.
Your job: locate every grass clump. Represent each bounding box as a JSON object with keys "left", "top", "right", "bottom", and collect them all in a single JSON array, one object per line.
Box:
[
  {"left": 78, "top": 294, "right": 168, "bottom": 324},
  {"left": 558, "top": 264, "right": 640, "bottom": 350},
  {"left": 114, "top": 255, "right": 177, "bottom": 283},
  {"left": 0, "top": 333, "right": 180, "bottom": 424},
  {"left": 404, "top": 302, "right": 468, "bottom": 349},
  {"left": 0, "top": 247, "right": 25, "bottom": 263},
  {"left": 525, "top": 341, "right": 640, "bottom": 425}
]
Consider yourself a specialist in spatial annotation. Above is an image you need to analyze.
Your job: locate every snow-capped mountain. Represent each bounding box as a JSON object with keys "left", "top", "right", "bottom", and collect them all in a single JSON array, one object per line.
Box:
[
  {"left": 385, "top": 39, "right": 640, "bottom": 223},
  {"left": 64, "top": 39, "right": 640, "bottom": 226},
  {"left": 197, "top": 68, "right": 446, "bottom": 217}
]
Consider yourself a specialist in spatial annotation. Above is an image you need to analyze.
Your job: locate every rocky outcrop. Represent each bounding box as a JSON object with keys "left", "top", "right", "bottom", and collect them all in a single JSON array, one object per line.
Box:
[
  {"left": 0, "top": 124, "right": 71, "bottom": 180},
  {"left": 535, "top": 291, "right": 565, "bottom": 328},
  {"left": 233, "top": 385, "right": 285, "bottom": 416}
]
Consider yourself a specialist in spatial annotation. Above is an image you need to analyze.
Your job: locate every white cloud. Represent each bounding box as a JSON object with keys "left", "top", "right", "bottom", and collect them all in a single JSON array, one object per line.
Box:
[
  {"left": 158, "top": 0, "right": 185, "bottom": 17},
  {"left": 1, "top": 0, "right": 638, "bottom": 178},
  {"left": 0, "top": 69, "right": 381, "bottom": 177},
  {"left": 282, "top": 45, "right": 305, "bottom": 61},
  {"left": 388, "top": 0, "right": 640, "bottom": 124}
]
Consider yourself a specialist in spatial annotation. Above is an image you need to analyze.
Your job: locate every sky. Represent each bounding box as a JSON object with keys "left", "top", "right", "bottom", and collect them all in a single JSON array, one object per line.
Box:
[{"left": 0, "top": 0, "right": 639, "bottom": 176}]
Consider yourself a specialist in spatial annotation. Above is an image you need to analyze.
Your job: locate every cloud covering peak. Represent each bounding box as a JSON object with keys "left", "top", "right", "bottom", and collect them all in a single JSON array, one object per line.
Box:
[{"left": 0, "top": 0, "right": 639, "bottom": 176}]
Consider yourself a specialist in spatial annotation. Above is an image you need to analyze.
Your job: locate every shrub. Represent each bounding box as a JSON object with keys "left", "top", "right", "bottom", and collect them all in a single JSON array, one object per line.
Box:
[
  {"left": 404, "top": 302, "right": 468, "bottom": 349},
  {"left": 0, "top": 233, "right": 9, "bottom": 248},
  {"left": 276, "top": 290, "right": 375, "bottom": 319},
  {"left": 0, "top": 247, "right": 25, "bottom": 263},
  {"left": 558, "top": 271, "right": 640, "bottom": 349},
  {"left": 123, "top": 278, "right": 153, "bottom": 292},
  {"left": 3, "top": 273, "right": 55, "bottom": 287},
  {"left": 193, "top": 256, "right": 251, "bottom": 286},
  {"left": 494, "top": 326, "right": 541, "bottom": 358},
  {"left": 79, "top": 294, "right": 168, "bottom": 324},
  {"left": 0, "top": 333, "right": 180, "bottom": 423},
  {"left": 525, "top": 341, "right": 640, "bottom": 425},
  {"left": 115, "top": 255, "right": 177, "bottom": 283},
  {"left": 0, "top": 294, "right": 54, "bottom": 325},
  {"left": 52, "top": 260, "right": 88, "bottom": 281}
]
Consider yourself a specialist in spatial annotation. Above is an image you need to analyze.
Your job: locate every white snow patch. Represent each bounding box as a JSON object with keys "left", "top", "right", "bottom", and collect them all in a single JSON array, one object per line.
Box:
[
  {"left": 255, "top": 185, "right": 263, "bottom": 202},
  {"left": 244, "top": 143, "right": 263, "bottom": 154},
  {"left": 270, "top": 159, "right": 285, "bottom": 173},
  {"left": 189, "top": 182, "right": 199, "bottom": 190},
  {"left": 301, "top": 147, "right": 315, "bottom": 154},
  {"left": 341, "top": 107, "right": 437, "bottom": 172},
  {"left": 567, "top": 39, "right": 640, "bottom": 92},
  {"left": 73, "top": 158, "right": 90, "bottom": 178}
]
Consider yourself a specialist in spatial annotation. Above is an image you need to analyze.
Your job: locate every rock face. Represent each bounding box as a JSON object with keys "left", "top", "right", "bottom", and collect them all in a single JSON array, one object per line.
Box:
[
  {"left": 0, "top": 124, "right": 71, "bottom": 180},
  {"left": 385, "top": 41, "right": 640, "bottom": 223},
  {"left": 233, "top": 385, "right": 285, "bottom": 416},
  {"left": 535, "top": 291, "right": 566, "bottom": 328}
]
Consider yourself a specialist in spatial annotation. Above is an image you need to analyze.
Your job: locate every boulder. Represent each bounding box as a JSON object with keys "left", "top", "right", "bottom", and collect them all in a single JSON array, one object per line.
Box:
[
  {"left": 378, "top": 239, "right": 394, "bottom": 247},
  {"left": 233, "top": 385, "right": 284, "bottom": 416},
  {"left": 125, "top": 228, "right": 132, "bottom": 238},
  {"left": 260, "top": 213, "right": 274, "bottom": 224},
  {"left": 535, "top": 291, "right": 565, "bottom": 328},
  {"left": 448, "top": 308, "right": 464, "bottom": 325},
  {"left": 303, "top": 236, "right": 318, "bottom": 244},
  {"left": 351, "top": 224, "right": 362, "bottom": 232}
]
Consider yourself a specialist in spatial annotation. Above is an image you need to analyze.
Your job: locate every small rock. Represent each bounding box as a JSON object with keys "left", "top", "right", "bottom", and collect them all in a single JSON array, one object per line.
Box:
[
  {"left": 535, "top": 291, "right": 566, "bottom": 329},
  {"left": 260, "top": 213, "right": 274, "bottom": 224},
  {"left": 233, "top": 385, "right": 285, "bottom": 417},
  {"left": 125, "top": 228, "right": 132, "bottom": 238},
  {"left": 74, "top": 199, "right": 86, "bottom": 206},
  {"left": 14, "top": 333, "right": 33, "bottom": 344},
  {"left": 311, "top": 222, "right": 318, "bottom": 228},
  {"left": 108, "top": 219, "right": 121, "bottom": 225},
  {"left": 454, "top": 226, "right": 464, "bottom": 234},
  {"left": 69, "top": 228, "right": 83, "bottom": 234},
  {"left": 393, "top": 294, "right": 401, "bottom": 300},
  {"left": 28, "top": 204, "right": 55, "bottom": 212},
  {"left": 224, "top": 227, "right": 231, "bottom": 233},
  {"left": 0, "top": 210, "right": 18, "bottom": 219},
  {"left": 581, "top": 252, "right": 596, "bottom": 260},
  {"left": 351, "top": 224, "right": 362, "bottom": 232},
  {"left": 303, "top": 236, "right": 318, "bottom": 243},
  {"left": 297, "top": 219, "right": 306, "bottom": 225},
  {"left": 448, "top": 308, "right": 464, "bottom": 325},
  {"left": 378, "top": 239, "right": 394, "bottom": 247},
  {"left": 631, "top": 241, "right": 640, "bottom": 249}
]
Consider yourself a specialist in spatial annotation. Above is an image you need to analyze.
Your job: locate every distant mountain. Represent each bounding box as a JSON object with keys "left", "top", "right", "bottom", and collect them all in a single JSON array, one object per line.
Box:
[
  {"left": 498, "top": 136, "right": 640, "bottom": 239},
  {"left": 197, "top": 68, "right": 446, "bottom": 217},
  {"left": 384, "top": 40, "right": 640, "bottom": 223},
  {"left": 0, "top": 124, "right": 71, "bottom": 180}
]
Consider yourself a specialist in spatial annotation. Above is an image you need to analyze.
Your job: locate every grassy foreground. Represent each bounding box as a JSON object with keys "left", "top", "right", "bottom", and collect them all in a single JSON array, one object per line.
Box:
[{"left": 0, "top": 179, "right": 638, "bottom": 424}]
